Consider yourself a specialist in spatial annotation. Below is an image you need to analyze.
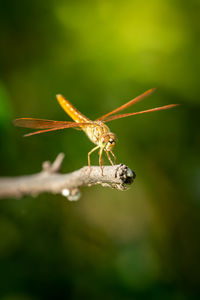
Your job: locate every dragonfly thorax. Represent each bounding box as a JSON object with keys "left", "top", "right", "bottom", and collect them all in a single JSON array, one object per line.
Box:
[{"left": 84, "top": 121, "right": 116, "bottom": 151}]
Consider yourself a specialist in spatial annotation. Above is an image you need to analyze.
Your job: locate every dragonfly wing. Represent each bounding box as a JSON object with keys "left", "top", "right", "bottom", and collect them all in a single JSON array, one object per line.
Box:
[
  {"left": 96, "top": 88, "right": 156, "bottom": 121},
  {"left": 23, "top": 125, "right": 78, "bottom": 137},
  {"left": 14, "top": 121, "right": 95, "bottom": 137},
  {"left": 13, "top": 118, "right": 74, "bottom": 129},
  {"left": 103, "top": 104, "right": 179, "bottom": 123}
]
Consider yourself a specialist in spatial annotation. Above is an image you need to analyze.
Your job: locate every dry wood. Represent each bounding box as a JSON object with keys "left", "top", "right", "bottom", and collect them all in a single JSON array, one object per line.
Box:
[{"left": 0, "top": 153, "right": 136, "bottom": 201}]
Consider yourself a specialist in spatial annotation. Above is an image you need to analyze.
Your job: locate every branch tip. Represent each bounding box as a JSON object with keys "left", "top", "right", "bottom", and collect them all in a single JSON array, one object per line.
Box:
[{"left": 42, "top": 153, "right": 65, "bottom": 173}]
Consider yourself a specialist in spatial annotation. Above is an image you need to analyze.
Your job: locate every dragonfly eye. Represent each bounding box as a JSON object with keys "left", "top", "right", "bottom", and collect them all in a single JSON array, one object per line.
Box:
[{"left": 101, "top": 133, "right": 116, "bottom": 150}]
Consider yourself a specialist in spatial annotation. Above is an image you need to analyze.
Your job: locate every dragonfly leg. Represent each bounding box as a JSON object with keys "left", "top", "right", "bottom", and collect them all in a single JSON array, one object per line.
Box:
[
  {"left": 110, "top": 151, "right": 117, "bottom": 164},
  {"left": 88, "top": 145, "right": 100, "bottom": 175},
  {"left": 105, "top": 150, "right": 114, "bottom": 166},
  {"left": 99, "top": 147, "right": 104, "bottom": 176}
]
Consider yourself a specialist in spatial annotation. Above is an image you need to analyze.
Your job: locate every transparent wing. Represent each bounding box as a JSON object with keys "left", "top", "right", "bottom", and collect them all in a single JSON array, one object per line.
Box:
[
  {"left": 103, "top": 104, "right": 179, "bottom": 123},
  {"left": 13, "top": 118, "right": 94, "bottom": 137},
  {"left": 96, "top": 88, "right": 156, "bottom": 121},
  {"left": 13, "top": 118, "right": 74, "bottom": 129}
]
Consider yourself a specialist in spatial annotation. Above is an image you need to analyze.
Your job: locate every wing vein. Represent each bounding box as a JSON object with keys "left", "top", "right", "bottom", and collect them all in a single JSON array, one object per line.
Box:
[
  {"left": 103, "top": 104, "right": 179, "bottom": 123},
  {"left": 96, "top": 88, "right": 156, "bottom": 121}
]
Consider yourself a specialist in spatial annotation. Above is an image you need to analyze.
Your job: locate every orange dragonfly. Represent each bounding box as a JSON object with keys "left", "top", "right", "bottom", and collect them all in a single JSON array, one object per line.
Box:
[{"left": 13, "top": 88, "right": 178, "bottom": 175}]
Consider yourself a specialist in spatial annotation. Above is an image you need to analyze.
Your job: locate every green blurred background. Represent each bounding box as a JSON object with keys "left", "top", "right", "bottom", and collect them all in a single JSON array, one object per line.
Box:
[{"left": 0, "top": 0, "right": 200, "bottom": 299}]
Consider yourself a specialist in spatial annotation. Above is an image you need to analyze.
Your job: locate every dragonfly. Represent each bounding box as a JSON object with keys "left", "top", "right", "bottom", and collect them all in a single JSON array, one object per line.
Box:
[{"left": 13, "top": 88, "right": 178, "bottom": 175}]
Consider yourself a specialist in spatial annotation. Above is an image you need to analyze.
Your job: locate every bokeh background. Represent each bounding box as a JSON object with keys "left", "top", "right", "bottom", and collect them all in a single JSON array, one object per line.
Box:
[{"left": 0, "top": 0, "right": 200, "bottom": 299}]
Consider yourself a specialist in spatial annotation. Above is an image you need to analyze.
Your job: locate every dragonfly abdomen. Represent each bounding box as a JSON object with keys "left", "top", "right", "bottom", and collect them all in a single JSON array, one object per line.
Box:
[{"left": 56, "top": 94, "right": 89, "bottom": 123}]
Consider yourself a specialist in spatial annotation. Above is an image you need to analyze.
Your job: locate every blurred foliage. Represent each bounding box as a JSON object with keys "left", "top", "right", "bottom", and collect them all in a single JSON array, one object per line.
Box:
[{"left": 0, "top": 0, "right": 200, "bottom": 299}]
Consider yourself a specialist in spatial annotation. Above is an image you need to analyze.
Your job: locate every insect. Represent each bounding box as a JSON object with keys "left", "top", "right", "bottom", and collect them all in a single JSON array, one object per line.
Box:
[{"left": 13, "top": 88, "right": 178, "bottom": 175}]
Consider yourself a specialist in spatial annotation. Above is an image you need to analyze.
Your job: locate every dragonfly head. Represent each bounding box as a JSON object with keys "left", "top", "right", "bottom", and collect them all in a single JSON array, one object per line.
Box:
[{"left": 100, "top": 133, "right": 117, "bottom": 151}]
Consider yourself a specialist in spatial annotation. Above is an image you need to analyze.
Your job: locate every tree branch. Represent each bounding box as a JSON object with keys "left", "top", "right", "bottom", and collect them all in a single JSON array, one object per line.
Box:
[{"left": 0, "top": 153, "right": 136, "bottom": 201}]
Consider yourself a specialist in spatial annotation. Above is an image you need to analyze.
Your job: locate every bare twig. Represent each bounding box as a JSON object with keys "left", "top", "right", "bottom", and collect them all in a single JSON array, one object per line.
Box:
[{"left": 0, "top": 153, "right": 136, "bottom": 201}]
